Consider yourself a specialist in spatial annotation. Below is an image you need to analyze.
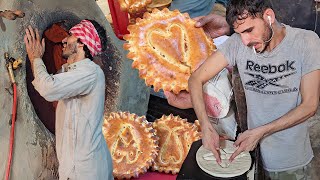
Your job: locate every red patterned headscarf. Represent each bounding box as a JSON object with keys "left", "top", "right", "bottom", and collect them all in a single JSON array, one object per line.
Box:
[{"left": 69, "top": 20, "right": 102, "bottom": 56}]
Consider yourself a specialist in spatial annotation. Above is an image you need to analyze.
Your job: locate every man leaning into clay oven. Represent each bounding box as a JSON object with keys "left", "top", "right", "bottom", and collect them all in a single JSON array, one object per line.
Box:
[{"left": 24, "top": 20, "right": 113, "bottom": 180}]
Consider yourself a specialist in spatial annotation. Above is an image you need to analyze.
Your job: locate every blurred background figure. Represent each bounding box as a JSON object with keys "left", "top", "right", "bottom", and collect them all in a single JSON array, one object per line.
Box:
[{"left": 169, "top": 0, "right": 229, "bottom": 18}]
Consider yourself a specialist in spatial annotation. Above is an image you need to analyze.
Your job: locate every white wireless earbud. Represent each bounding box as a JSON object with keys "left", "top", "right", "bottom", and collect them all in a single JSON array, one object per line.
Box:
[{"left": 267, "top": 16, "right": 271, "bottom": 26}]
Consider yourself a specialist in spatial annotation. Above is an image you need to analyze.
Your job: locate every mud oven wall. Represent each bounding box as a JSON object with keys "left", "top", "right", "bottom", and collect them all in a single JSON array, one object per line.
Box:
[{"left": 0, "top": 0, "right": 149, "bottom": 179}]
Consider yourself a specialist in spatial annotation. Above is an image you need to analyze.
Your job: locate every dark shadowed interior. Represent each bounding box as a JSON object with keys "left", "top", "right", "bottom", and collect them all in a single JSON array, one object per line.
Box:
[{"left": 26, "top": 23, "right": 68, "bottom": 134}]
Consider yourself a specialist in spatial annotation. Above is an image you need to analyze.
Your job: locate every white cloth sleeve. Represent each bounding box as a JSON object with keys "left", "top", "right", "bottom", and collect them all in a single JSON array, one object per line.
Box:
[{"left": 32, "top": 58, "right": 97, "bottom": 102}]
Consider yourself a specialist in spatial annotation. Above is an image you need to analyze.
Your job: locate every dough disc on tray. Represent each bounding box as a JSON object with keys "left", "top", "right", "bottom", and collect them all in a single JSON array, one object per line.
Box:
[{"left": 196, "top": 140, "right": 251, "bottom": 178}]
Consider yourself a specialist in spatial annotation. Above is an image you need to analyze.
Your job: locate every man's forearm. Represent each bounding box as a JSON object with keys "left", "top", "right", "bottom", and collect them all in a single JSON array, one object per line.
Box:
[
  {"left": 260, "top": 103, "right": 318, "bottom": 137},
  {"left": 30, "top": 58, "right": 45, "bottom": 77},
  {"left": 189, "top": 77, "right": 211, "bottom": 127}
]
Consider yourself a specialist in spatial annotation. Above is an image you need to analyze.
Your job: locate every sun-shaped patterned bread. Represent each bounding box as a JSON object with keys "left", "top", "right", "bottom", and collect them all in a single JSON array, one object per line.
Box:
[
  {"left": 152, "top": 114, "right": 201, "bottom": 174},
  {"left": 123, "top": 8, "right": 216, "bottom": 94},
  {"left": 102, "top": 112, "right": 159, "bottom": 179},
  {"left": 118, "top": 0, "right": 152, "bottom": 14}
]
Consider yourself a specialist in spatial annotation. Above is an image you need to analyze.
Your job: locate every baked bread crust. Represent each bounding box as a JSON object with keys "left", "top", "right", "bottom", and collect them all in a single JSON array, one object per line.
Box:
[
  {"left": 103, "top": 112, "right": 159, "bottom": 179},
  {"left": 124, "top": 8, "right": 216, "bottom": 94},
  {"left": 152, "top": 114, "right": 201, "bottom": 174},
  {"left": 118, "top": 0, "right": 152, "bottom": 14},
  {"left": 147, "top": 0, "right": 172, "bottom": 9}
]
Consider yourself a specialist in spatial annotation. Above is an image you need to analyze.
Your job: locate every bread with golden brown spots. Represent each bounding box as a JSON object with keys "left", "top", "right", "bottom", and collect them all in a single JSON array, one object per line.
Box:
[
  {"left": 124, "top": 8, "right": 216, "bottom": 94},
  {"left": 152, "top": 114, "right": 201, "bottom": 174},
  {"left": 118, "top": 0, "right": 152, "bottom": 14},
  {"left": 102, "top": 112, "right": 159, "bottom": 179}
]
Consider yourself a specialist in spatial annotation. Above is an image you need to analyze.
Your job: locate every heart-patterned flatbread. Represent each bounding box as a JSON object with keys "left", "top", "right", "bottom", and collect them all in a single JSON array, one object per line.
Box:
[
  {"left": 118, "top": 0, "right": 152, "bottom": 14},
  {"left": 102, "top": 112, "right": 159, "bottom": 179},
  {"left": 152, "top": 114, "right": 201, "bottom": 174},
  {"left": 124, "top": 8, "right": 216, "bottom": 94}
]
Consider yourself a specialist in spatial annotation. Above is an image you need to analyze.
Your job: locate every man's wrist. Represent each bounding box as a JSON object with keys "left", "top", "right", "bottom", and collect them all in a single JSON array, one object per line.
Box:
[
  {"left": 30, "top": 57, "right": 39, "bottom": 64},
  {"left": 200, "top": 117, "right": 212, "bottom": 127},
  {"left": 258, "top": 124, "right": 273, "bottom": 138}
]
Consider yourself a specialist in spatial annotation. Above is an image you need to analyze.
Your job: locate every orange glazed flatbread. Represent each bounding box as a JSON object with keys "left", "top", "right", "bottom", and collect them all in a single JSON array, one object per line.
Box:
[
  {"left": 118, "top": 0, "right": 152, "bottom": 14},
  {"left": 124, "top": 8, "right": 216, "bottom": 94},
  {"left": 102, "top": 112, "right": 159, "bottom": 179},
  {"left": 147, "top": 0, "right": 172, "bottom": 10},
  {"left": 152, "top": 114, "right": 201, "bottom": 174}
]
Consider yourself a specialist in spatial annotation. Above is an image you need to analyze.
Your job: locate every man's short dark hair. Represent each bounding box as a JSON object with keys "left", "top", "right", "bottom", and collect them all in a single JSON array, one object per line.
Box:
[
  {"left": 80, "top": 19, "right": 107, "bottom": 60},
  {"left": 226, "top": 0, "right": 272, "bottom": 28}
]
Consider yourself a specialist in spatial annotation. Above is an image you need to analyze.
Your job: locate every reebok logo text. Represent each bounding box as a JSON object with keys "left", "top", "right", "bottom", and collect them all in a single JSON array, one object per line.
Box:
[{"left": 246, "top": 60, "right": 296, "bottom": 74}]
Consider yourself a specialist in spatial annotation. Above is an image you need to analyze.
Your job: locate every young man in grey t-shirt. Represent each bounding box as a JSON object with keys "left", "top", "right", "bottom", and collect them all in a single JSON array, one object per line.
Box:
[{"left": 187, "top": 0, "right": 320, "bottom": 178}]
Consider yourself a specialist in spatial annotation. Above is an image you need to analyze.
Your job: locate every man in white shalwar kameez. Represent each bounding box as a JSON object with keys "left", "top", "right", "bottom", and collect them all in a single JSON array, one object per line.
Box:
[{"left": 24, "top": 20, "right": 113, "bottom": 180}]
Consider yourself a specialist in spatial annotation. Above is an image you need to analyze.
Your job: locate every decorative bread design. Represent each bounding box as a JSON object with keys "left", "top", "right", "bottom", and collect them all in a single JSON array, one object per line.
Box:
[
  {"left": 152, "top": 114, "right": 201, "bottom": 174},
  {"left": 124, "top": 8, "right": 216, "bottom": 94},
  {"left": 194, "top": 120, "right": 201, "bottom": 132},
  {"left": 147, "top": 0, "right": 172, "bottom": 10},
  {"left": 118, "top": 0, "right": 152, "bottom": 14},
  {"left": 102, "top": 112, "right": 159, "bottom": 179}
]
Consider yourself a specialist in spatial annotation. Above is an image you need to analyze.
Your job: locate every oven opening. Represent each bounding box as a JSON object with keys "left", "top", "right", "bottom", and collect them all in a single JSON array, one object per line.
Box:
[{"left": 26, "top": 22, "right": 69, "bottom": 134}]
